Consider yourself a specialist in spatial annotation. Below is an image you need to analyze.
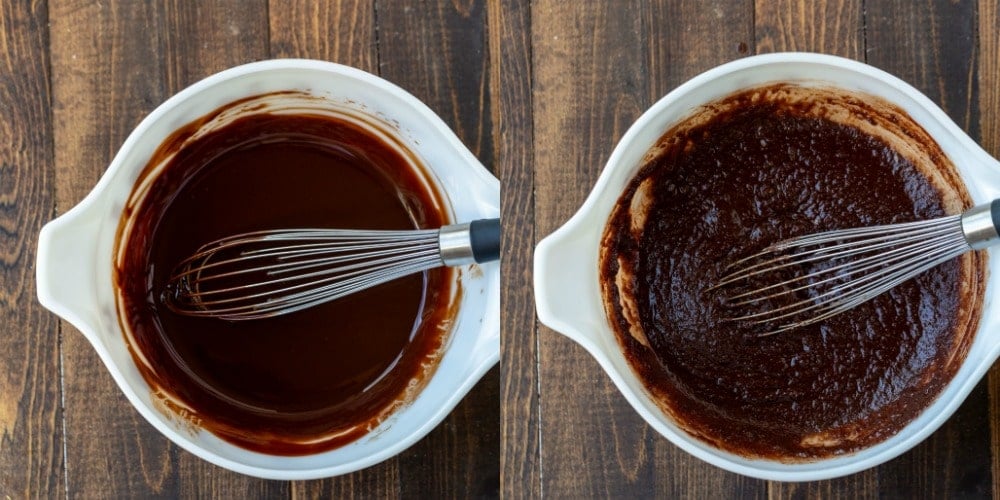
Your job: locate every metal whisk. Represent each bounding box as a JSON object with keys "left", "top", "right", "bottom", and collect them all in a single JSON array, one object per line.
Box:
[
  {"left": 163, "top": 218, "right": 500, "bottom": 320},
  {"left": 715, "top": 200, "right": 1000, "bottom": 335}
]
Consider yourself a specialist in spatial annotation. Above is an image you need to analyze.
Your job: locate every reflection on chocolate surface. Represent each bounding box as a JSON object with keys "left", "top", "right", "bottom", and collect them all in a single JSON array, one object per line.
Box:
[{"left": 115, "top": 96, "right": 456, "bottom": 455}]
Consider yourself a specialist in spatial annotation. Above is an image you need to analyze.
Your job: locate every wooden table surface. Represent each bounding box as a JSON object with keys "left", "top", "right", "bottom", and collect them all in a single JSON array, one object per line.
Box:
[
  {"left": 500, "top": 0, "right": 1000, "bottom": 498},
  {"left": 3, "top": 0, "right": 999, "bottom": 498},
  {"left": 3, "top": 0, "right": 498, "bottom": 498}
]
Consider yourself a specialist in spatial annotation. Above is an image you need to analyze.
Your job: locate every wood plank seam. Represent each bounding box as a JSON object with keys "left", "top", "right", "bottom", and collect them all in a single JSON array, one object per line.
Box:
[
  {"left": 36, "top": 3, "right": 72, "bottom": 493},
  {"left": 58, "top": 328, "right": 69, "bottom": 500},
  {"left": 861, "top": 0, "right": 868, "bottom": 63}
]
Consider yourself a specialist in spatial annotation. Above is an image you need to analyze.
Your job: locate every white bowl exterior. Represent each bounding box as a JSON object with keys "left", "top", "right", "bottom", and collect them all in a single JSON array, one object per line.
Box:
[
  {"left": 36, "top": 60, "right": 500, "bottom": 480},
  {"left": 534, "top": 52, "right": 1000, "bottom": 481}
]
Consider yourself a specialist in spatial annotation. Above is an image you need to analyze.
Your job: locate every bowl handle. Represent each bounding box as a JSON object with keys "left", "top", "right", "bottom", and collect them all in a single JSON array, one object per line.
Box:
[
  {"left": 533, "top": 223, "right": 606, "bottom": 347},
  {"left": 36, "top": 209, "right": 103, "bottom": 338}
]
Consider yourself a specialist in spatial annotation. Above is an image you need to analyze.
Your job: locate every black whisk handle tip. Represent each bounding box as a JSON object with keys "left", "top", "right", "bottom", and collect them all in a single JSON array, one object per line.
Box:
[
  {"left": 470, "top": 218, "right": 501, "bottom": 263},
  {"left": 991, "top": 199, "right": 1000, "bottom": 233}
]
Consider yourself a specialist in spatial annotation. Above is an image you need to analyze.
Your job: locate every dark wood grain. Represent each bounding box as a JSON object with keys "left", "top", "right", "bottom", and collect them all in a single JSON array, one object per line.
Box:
[
  {"left": 981, "top": 0, "right": 1000, "bottom": 158},
  {"left": 983, "top": 1, "right": 1000, "bottom": 497},
  {"left": 10, "top": 0, "right": 1000, "bottom": 496},
  {"left": 755, "top": 0, "right": 863, "bottom": 59},
  {"left": 268, "top": 0, "right": 377, "bottom": 71},
  {"left": 531, "top": 1, "right": 650, "bottom": 496},
  {"left": 376, "top": 0, "right": 494, "bottom": 161},
  {"left": 866, "top": 0, "right": 979, "bottom": 133},
  {"left": 48, "top": 0, "right": 284, "bottom": 497},
  {"left": 0, "top": 0, "right": 64, "bottom": 497},
  {"left": 645, "top": 0, "right": 756, "bottom": 97},
  {"left": 492, "top": 0, "right": 541, "bottom": 497},
  {"left": 398, "top": 368, "right": 501, "bottom": 499}
]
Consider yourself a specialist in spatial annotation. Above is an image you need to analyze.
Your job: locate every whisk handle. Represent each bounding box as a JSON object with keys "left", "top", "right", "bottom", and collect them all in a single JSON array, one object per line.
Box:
[
  {"left": 470, "top": 218, "right": 501, "bottom": 263},
  {"left": 993, "top": 199, "right": 1000, "bottom": 234},
  {"left": 440, "top": 218, "right": 501, "bottom": 266},
  {"left": 961, "top": 199, "right": 1000, "bottom": 250}
]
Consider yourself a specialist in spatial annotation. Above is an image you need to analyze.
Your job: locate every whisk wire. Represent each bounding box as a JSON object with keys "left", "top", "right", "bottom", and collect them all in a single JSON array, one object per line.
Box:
[
  {"left": 757, "top": 245, "right": 969, "bottom": 335},
  {"left": 211, "top": 255, "right": 443, "bottom": 319},
  {"left": 162, "top": 219, "right": 501, "bottom": 321},
  {"left": 168, "top": 233, "right": 434, "bottom": 318},
  {"left": 184, "top": 247, "right": 442, "bottom": 302},
  {"left": 174, "top": 250, "right": 443, "bottom": 319},
  {"left": 769, "top": 216, "right": 960, "bottom": 248},
  {"left": 724, "top": 226, "right": 963, "bottom": 304},
  {"left": 727, "top": 234, "right": 966, "bottom": 325},
  {"left": 715, "top": 216, "right": 961, "bottom": 289},
  {"left": 160, "top": 219, "right": 500, "bottom": 321},
  {"left": 174, "top": 231, "right": 439, "bottom": 278},
  {"left": 716, "top": 210, "right": 984, "bottom": 336}
]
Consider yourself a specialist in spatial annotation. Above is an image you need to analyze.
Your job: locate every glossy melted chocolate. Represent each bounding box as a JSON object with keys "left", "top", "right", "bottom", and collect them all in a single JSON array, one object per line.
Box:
[
  {"left": 116, "top": 99, "right": 454, "bottom": 455},
  {"left": 600, "top": 85, "right": 983, "bottom": 460}
]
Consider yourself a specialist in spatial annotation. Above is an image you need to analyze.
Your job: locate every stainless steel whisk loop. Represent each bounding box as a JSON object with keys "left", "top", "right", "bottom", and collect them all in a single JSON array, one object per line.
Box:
[
  {"left": 164, "top": 218, "right": 500, "bottom": 320},
  {"left": 715, "top": 200, "right": 1000, "bottom": 335}
]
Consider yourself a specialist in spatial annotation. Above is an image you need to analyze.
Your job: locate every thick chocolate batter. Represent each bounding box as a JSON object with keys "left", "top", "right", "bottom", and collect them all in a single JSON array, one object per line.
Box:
[
  {"left": 116, "top": 98, "right": 454, "bottom": 455},
  {"left": 600, "top": 85, "right": 982, "bottom": 459}
]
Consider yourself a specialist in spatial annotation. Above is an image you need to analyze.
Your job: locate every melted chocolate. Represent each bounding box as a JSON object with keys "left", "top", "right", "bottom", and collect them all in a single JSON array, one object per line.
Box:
[
  {"left": 601, "top": 85, "right": 982, "bottom": 459},
  {"left": 116, "top": 101, "right": 454, "bottom": 455}
]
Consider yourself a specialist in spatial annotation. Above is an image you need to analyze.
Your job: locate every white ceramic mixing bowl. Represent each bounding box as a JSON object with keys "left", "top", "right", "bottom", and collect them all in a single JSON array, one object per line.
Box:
[
  {"left": 534, "top": 52, "right": 1000, "bottom": 481},
  {"left": 36, "top": 59, "right": 500, "bottom": 480}
]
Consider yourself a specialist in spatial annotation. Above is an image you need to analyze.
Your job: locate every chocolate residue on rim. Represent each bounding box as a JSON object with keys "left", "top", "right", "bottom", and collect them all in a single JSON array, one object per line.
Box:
[
  {"left": 114, "top": 93, "right": 458, "bottom": 456},
  {"left": 600, "top": 84, "right": 984, "bottom": 460}
]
